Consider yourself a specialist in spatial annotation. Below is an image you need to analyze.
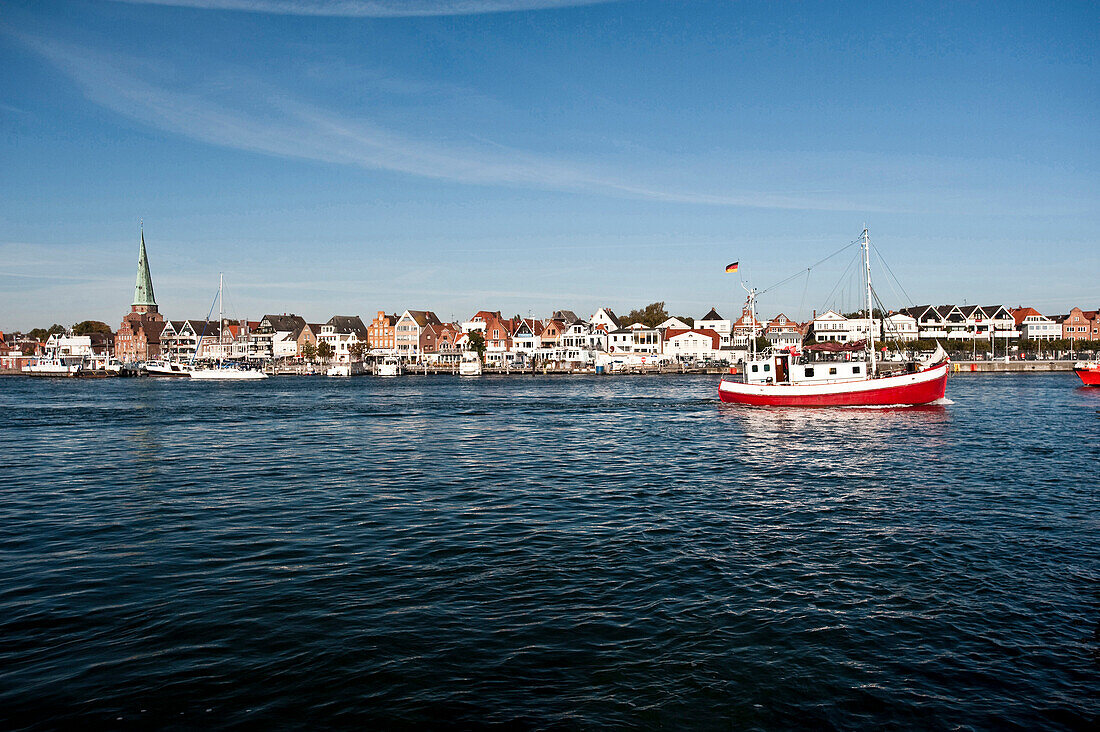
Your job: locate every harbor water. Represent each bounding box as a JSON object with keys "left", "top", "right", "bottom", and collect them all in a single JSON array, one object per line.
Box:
[{"left": 1, "top": 373, "right": 1097, "bottom": 729}]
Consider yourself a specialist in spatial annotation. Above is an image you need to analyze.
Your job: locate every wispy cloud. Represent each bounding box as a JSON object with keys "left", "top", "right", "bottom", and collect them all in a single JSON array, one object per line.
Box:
[
  {"left": 111, "top": 0, "right": 625, "bottom": 17},
  {"left": 18, "top": 34, "right": 865, "bottom": 212}
]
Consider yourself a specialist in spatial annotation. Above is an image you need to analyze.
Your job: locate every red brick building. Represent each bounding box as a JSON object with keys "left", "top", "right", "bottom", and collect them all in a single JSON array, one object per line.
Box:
[{"left": 1060, "top": 307, "right": 1099, "bottom": 342}]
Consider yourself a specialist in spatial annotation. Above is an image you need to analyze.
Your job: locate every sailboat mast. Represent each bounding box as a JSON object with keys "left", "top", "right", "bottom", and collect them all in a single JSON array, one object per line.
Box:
[
  {"left": 218, "top": 272, "right": 224, "bottom": 358},
  {"left": 863, "top": 229, "right": 877, "bottom": 376}
]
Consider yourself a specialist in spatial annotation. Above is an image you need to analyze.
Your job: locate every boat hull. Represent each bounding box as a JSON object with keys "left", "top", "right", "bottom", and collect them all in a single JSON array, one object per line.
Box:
[
  {"left": 190, "top": 368, "right": 267, "bottom": 380},
  {"left": 1074, "top": 366, "right": 1100, "bottom": 386},
  {"left": 719, "top": 362, "right": 949, "bottom": 407}
]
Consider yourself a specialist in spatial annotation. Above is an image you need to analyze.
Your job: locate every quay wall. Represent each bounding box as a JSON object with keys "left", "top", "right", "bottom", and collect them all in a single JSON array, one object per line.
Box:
[{"left": 950, "top": 360, "right": 1074, "bottom": 373}]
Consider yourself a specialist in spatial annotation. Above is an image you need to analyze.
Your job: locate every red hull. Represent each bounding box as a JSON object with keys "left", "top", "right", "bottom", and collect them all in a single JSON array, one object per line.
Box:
[
  {"left": 1075, "top": 368, "right": 1100, "bottom": 386},
  {"left": 719, "top": 365, "right": 948, "bottom": 407}
]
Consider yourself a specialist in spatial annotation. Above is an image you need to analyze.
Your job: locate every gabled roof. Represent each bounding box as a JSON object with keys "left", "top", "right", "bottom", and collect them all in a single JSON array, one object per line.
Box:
[
  {"left": 404, "top": 310, "right": 444, "bottom": 328},
  {"left": 699, "top": 307, "right": 724, "bottom": 322},
  {"left": 326, "top": 315, "right": 368, "bottom": 339},
  {"left": 591, "top": 308, "right": 620, "bottom": 327},
  {"left": 261, "top": 314, "right": 308, "bottom": 338},
  {"left": 551, "top": 310, "right": 580, "bottom": 324},
  {"left": 900, "top": 305, "right": 937, "bottom": 320},
  {"left": 664, "top": 328, "right": 721, "bottom": 350},
  {"left": 1010, "top": 307, "right": 1042, "bottom": 326}
]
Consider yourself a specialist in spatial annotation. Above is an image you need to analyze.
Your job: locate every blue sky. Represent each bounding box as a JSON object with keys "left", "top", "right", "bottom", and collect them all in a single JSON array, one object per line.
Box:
[{"left": 1, "top": 0, "right": 1096, "bottom": 329}]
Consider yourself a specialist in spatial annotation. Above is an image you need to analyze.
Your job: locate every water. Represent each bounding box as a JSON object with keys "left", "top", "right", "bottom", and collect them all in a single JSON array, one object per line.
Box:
[{"left": 1, "top": 373, "right": 1097, "bottom": 729}]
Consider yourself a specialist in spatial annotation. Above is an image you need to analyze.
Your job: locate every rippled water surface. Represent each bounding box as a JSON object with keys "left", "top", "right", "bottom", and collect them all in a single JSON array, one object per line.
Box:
[{"left": 1, "top": 373, "right": 1097, "bottom": 729}]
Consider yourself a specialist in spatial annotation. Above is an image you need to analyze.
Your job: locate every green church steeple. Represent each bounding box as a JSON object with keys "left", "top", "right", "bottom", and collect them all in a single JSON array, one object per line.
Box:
[{"left": 133, "top": 225, "right": 157, "bottom": 310}]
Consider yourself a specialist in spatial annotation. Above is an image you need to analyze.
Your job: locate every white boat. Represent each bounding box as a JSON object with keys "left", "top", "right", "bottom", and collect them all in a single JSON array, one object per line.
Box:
[
  {"left": 22, "top": 357, "right": 81, "bottom": 377},
  {"left": 144, "top": 359, "right": 192, "bottom": 377},
  {"left": 376, "top": 356, "right": 401, "bottom": 377},
  {"left": 327, "top": 361, "right": 368, "bottom": 377},
  {"left": 190, "top": 365, "right": 268, "bottom": 380},
  {"left": 458, "top": 351, "right": 482, "bottom": 377}
]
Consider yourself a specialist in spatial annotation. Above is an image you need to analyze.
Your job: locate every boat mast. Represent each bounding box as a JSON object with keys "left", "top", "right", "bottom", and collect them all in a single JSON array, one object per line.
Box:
[
  {"left": 218, "top": 272, "right": 224, "bottom": 362},
  {"left": 862, "top": 228, "right": 877, "bottom": 377}
]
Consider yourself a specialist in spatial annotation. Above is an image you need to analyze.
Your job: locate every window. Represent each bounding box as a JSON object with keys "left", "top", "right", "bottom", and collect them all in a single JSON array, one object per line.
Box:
[
  {"left": 829, "top": 367, "right": 837, "bottom": 375},
  {"left": 852, "top": 365, "right": 861, "bottom": 374},
  {"left": 763, "top": 363, "right": 770, "bottom": 372},
  {"left": 805, "top": 367, "right": 815, "bottom": 377},
  {"left": 751, "top": 364, "right": 758, "bottom": 373}
]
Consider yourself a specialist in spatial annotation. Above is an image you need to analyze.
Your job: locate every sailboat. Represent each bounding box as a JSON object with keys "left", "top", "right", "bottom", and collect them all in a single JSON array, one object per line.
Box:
[
  {"left": 718, "top": 229, "right": 949, "bottom": 407},
  {"left": 190, "top": 274, "right": 268, "bottom": 381}
]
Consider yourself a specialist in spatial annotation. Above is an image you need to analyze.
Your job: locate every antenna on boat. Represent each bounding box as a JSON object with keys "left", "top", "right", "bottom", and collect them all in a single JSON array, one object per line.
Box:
[{"left": 741, "top": 279, "right": 758, "bottom": 361}]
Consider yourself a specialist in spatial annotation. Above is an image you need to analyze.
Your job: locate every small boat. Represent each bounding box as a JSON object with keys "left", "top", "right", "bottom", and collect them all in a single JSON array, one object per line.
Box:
[
  {"left": 719, "top": 228, "right": 949, "bottom": 407},
  {"left": 326, "top": 362, "right": 365, "bottom": 377},
  {"left": 458, "top": 351, "right": 482, "bottom": 377},
  {"left": 190, "top": 364, "right": 268, "bottom": 380},
  {"left": 144, "top": 359, "right": 192, "bottom": 377},
  {"left": 1073, "top": 361, "right": 1100, "bottom": 386},
  {"left": 376, "top": 356, "right": 401, "bottom": 377}
]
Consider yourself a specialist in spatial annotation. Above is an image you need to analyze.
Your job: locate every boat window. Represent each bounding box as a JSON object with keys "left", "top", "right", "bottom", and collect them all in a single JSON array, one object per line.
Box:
[
  {"left": 829, "top": 367, "right": 837, "bottom": 375},
  {"left": 852, "top": 365, "right": 861, "bottom": 374},
  {"left": 751, "top": 364, "right": 758, "bottom": 372},
  {"left": 764, "top": 363, "right": 771, "bottom": 372},
  {"left": 805, "top": 367, "right": 814, "bottom": 377}
]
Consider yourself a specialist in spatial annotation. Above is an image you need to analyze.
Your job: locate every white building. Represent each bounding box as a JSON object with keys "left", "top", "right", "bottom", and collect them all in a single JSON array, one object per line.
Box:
[
  {"left": 1013, "top": 308, "right": 1059, "bottom": 341},
  {"left": 663, "top": 329, "right": 722, "bottom": 360},
  {"left": 697, "top": 308, "right": 732, "bottom": 346}
]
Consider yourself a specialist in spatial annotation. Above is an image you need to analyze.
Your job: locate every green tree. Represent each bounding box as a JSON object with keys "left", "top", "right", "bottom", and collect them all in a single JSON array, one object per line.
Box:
[
  {"left": 317, "top": 341, "right": 334, "bottom": 363},
  {"left": 301, "top": 341, "right": 317, "bottom": 362},
  {"left": 620, "top": 302, "right": 670, "bottom": 328},
  {"left": 348, "top": 341, "right": 368, "bottom": 360},
  {"left": 754, "top": 336, "right": 771, "bottom": 352},
  {"left": 72, "top": 320, "right": 112, "bottom": 336},
  {"left": 467, "top": 330, "right": 486, "bottom": 359},
  {"left": 29, "top": 324, "right": 66, "bottom": 341}
]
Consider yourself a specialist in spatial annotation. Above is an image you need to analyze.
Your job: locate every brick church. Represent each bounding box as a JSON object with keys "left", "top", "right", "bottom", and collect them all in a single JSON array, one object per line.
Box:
[{"left": 115, "top": 228, "right": 165, "bottom": 362}]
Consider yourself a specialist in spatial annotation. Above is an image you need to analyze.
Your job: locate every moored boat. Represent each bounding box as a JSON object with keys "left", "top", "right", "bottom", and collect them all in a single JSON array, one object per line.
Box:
[
  {"left": 144, "top": 359, "right": 192, "bottom": 377},
  {"left": 458, "top": 351, "right": 482, "bottom": 377},
  {"left": 190, "top": 364, "right": 268, "bottom": 380},
  {"left": 376, "top": 356, "right": 401, "bottom": 377},
  {"left": 1073, "top": 361, "right": 1100, "bottom": 386}
]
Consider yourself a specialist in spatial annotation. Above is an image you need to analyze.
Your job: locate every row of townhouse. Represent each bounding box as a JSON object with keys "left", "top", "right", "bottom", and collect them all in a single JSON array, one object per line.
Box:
[{"left": 110, "top": 303, "right": 1100, "bottom": 364}]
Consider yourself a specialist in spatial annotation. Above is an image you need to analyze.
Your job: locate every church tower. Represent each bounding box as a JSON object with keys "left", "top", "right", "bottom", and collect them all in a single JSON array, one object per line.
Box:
[
  {"left": 131, "top": 228, "right": 158, "bottom": 315},
  {"left": 116, "top": 224, "right": 166, "bottom": 362}
]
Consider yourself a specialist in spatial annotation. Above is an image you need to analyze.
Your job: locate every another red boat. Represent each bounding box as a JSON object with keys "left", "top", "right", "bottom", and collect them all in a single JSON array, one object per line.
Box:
[{"left": 1074, "top": 361, "right": 1100, "bottom": 386}]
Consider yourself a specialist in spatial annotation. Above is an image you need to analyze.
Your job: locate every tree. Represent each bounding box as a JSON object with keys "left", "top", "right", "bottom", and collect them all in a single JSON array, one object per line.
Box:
[
  {"left": 674, "top": 316, "right": 695, "bottom": 328},
  {"left": 301, "top": 341, "right": 317, "bottom": 362},
  {"left": 467, "top": 330, "right": 486, "bottom": 359},
  {"left": 28, "top": 324, "right": 65, "bottom": 342},
  {"left": 754, "top": 336, "right": 771, "bottom": 352},
  {"left": 348, "top": 341, "right": 367, "bottom": 360},
  {"left": 316, "top": 341, "right": 334, "bottom": 363},
  {"left": 72, "top": 320, "right": 112, "bottom": 336},
  {"left": 620, "top": 302, "right": 670, "bottom": 328}
]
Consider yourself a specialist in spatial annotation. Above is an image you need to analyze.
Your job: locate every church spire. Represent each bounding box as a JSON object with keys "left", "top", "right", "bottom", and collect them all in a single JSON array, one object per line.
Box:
[{"left": 132, "top": 223, "right": 158, "bottom": 310}]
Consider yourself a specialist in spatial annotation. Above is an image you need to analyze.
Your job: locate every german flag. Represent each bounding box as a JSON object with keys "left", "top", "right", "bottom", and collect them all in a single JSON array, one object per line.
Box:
[{"left": 725, "top": 261, "right": 739, "bottom": 274}]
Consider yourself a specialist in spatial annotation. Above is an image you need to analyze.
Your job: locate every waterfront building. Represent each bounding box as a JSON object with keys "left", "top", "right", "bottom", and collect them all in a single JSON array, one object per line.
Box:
[
  {"left": 1011, "top": 307, "right": 1060, "bottom": 342},
  {"left": 764, "top": 313, "right": 802, "bottom": 349},
  {"left": 512, "top": 318, "right": 546, "bottom": 357},
  {"left": 550, "top": 310, "right": 582, "bottom": 324},
  {"left": 589, "top": 308, "right": 621, "bottom": 332},
  {"left": 657, "top": 317, "right": 693, "bottom": 330},
  {"left": 881, "top": 313, "right": 919, "bottom": 342},
  {"left": 318, "top": 316, "right": 369, "bottom": 363},
  {"left": 161, "top": 319, "right": 222, "bottom": 361},
  {"left": 396, "top": 310, "right": 445, "bottom": 359},
  {"left": 731, "top": 306, "right": 764, "bottom": 347},
  {"left": 433, "top": 322, "right": 463, "bottom": 364},
  {"left": 540, "top": 319, "right": 566, "bottom": 347},
  {"left": 1060, "top": 307, "right": 1100, "bottom": 341},
  {"left": 462, "top": 311, "right": 515, "bottom": 355},
  {"left": 663, "top": 328, "right": 722, "bottom": 361},
  {"left": 808, "top": 310, "right": 851, "bottom": 342},
  {"left": 368, "top": 311, "right": 398, "bottom": 353},
  {"left": 115, "top": 229, "right": 166, "bottom": 363},
  {"left": 252, "top": 314, "right": 308, "bottom": 360},
  {"left": 697, "top": 308, "right": 732, "bottom": 346}
]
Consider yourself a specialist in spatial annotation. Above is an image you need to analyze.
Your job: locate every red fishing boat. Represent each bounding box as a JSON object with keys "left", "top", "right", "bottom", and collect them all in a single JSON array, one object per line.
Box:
[
  {"left": 719, "top": 229, "right": 950, "bottom": 407},
  {"left": 1073, "top": 361, "right": 1100, "bottom": 386}
]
